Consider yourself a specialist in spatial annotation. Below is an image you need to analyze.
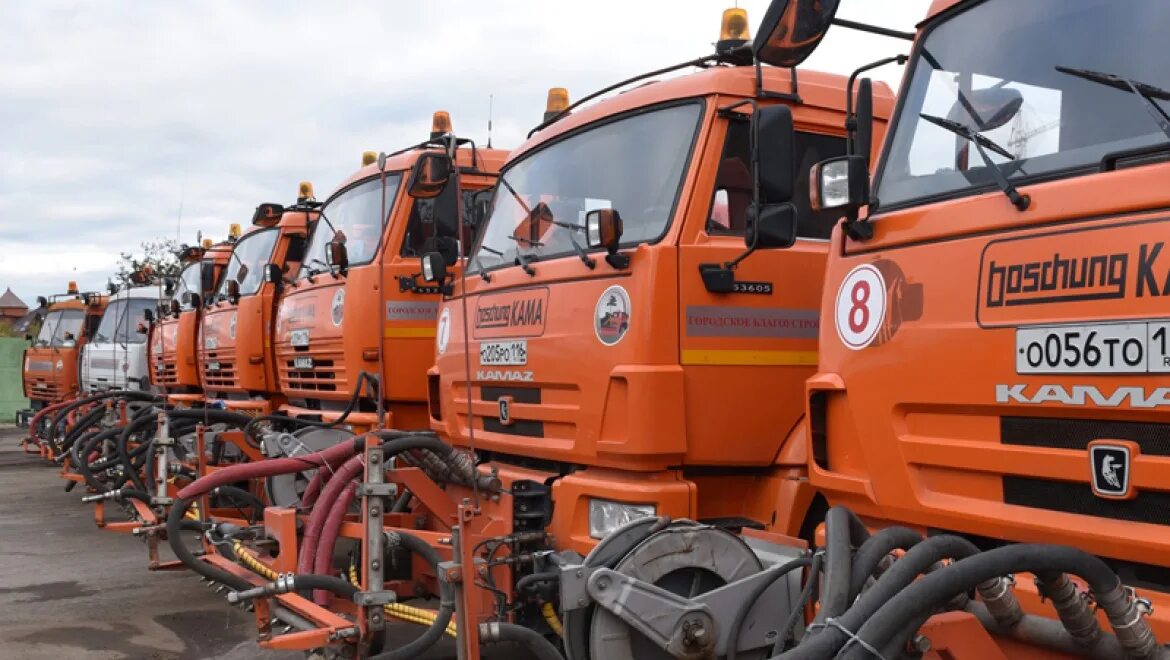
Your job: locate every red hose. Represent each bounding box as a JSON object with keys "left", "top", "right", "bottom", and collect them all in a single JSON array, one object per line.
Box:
[
  {"left": 298, "top": 454, "right": 365, "bottom": 575},
  {"left": 313, "top": 480, "right": 359, "bottom": 604},
  {"left": 177, "top": 437, "right": 361, "bottom": 500},
  {"left": 300, "top": 449, "right": 355, "bottom": 509}
]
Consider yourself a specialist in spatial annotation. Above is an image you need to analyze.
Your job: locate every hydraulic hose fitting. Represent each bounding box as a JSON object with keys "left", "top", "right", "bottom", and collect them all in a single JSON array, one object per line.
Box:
[
  {"left": 81, "top": 489, "right": 123, "bottom": 503},
  {"left": 1095, "top": 583, "right": 1161, "bottom": 659},
  {"left": 1036, "top": 573, "right": 1101, "bottom": 649},
  {"left": 976, "top": 575, "right": 1023, "bottom": 629},
  {"left": 227, "top": 573, "right": 298, "bottom": 604}
]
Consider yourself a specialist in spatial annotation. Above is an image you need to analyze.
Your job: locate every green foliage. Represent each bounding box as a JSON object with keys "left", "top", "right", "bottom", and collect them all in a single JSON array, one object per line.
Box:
[{"left": 114, "top": 238, "right": 181, "bottom": 288}]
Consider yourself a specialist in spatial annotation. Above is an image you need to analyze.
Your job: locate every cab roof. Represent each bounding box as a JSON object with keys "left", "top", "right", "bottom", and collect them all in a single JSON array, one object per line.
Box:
[
  {"left": 924, "top": 0, "right": 964, "bottom": 24},
  {"left": 508, "top": 64, "right": 895, "bottom": 163},
  {"left": 48, "top": 298, "right": 87, "bottom": 312},
  {"left": 330, "top": 144, "right": 509, "bottom": 198}
]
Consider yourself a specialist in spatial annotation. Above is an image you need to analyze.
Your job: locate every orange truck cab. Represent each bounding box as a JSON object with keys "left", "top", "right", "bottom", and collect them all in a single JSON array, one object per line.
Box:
[
  {"left": 200, "top": 186, "right": 319, "bottom": 415},
  {"left": 426, "top": 9, "right": 891, "bottom": 557},
  {"left": 149, "top": 237, "right": 233, "bottom": 406},
  {"left": 272, "top": 116, "right": 506, "bottom": 431},
  {"left": 802, "top": 0, "right": 1170, "bottom": 651},
  {"left": 18, "top": 285, "right": 107, "bottom": 425}
]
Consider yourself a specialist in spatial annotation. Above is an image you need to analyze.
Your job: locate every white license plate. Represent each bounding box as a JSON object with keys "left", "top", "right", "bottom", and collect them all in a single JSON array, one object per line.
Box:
[
  {"left": 293, "top": 356, "right": 313, "bottom": 370},
  {"left": 1016, "top": 321, "right": 1170, "bottom": 374},
  {"left": 290, "top": 329, "right": 310, "bottom": 347},
  {"left": 480, "top": 340, "right": 528, "bottom": 366},
  {"left": 208, "top": 361, "right": 221, "bottom": 371}
]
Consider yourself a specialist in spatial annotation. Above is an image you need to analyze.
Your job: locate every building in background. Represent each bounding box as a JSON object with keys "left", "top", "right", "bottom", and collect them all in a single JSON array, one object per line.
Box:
[{"left": 0, "top": 289, "right": 30, "bottom": 332}]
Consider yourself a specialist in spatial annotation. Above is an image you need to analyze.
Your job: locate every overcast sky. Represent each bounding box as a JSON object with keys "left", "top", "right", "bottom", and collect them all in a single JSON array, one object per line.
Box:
[{"left": 0, "top": 0, "right": 929, "bottom": 305}]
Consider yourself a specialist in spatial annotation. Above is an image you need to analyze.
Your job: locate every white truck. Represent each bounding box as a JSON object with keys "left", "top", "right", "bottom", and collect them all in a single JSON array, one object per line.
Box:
[{"left": 80, "top": 286, "right": 164, "bottom": 392}]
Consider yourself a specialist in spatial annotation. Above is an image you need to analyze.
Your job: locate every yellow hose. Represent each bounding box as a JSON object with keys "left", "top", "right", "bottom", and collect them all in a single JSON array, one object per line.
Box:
[
  {"left": 541, "top": 601, "right": 564, "bottom": 637},
  {"left": 233, "top": 541, "right": 278, "bottom": 580},
  {"left": 347, "top": 563, "right": 457, "bottom": 637}
]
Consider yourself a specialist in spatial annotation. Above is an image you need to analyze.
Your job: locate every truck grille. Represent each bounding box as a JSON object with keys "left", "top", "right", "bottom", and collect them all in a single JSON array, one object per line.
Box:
[
  {"left": 203, "top": 349, "right": 237, "bottom": 389},
  {"left": 155, "top": 357, "right": 178, "bottom": 386},
  {"left": 1001, "top": 416, "right": 1170, "bottom": 526},
  {"left": 277, "top": 338, "right": 344, "bottom": 394},
  {"left": 1004, "top": 477, "right": 1170, "bottom": 526},
  {"left": 1002, "top": 416, "right": 1170, "bottom": 456}
]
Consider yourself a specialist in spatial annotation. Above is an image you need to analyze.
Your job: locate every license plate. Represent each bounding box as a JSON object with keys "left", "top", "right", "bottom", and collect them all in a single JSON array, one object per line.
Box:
[
  {"left": 293, "top": 356, "right": 313, "bottom": 370},
  {"left": 480, "top": 340, "right": 528, "bottom": 366},
  {"left": 1016, "top": 321, "right": 1170, "bottom": 374},
  {"left": 208, "top": 361, "right": 221, "bottom": 371},
  {"left": 290, "top": 329, "right": 310, "bottom": 347}
]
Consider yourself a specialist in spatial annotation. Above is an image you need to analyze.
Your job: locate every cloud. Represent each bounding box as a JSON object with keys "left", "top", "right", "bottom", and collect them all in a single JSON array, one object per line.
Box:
[{"left": 0, "top": 0, "right": 929, "bottom": 303}]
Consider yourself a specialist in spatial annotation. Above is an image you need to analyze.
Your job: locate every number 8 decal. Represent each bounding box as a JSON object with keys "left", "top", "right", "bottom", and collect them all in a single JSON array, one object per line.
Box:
[{"left": 835, "top": 264, "right": 887, "bottom": 350}]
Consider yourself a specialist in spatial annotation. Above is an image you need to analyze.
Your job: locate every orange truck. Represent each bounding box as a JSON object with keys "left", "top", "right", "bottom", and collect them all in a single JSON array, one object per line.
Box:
[
  {"left": 772, "top": 0, "right": 1170, "bottom": 657},
  {"left": 18, "top": 284, "right": 107, "bottom": 428},
  {"left": 149, "top": 236, "right": 234, "bottom": 406},
  {"left": 198, "top": 184, "right": 319, "bottom": 416},
  {"left": 425, "top": 10, "right": 891, "bottom": 559},
  {"left": 270, "top": 114, "right": 506, "bottom": 433}
]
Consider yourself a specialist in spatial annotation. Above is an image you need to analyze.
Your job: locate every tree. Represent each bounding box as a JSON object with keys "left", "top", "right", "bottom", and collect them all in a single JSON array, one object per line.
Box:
[{"left": 114, "top": 238, "right": 182, "bottom": 288}]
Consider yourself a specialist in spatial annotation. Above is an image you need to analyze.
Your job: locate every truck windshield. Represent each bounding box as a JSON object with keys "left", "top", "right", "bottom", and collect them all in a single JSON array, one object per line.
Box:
[
  {"left": 217, "top": 228, "right": 278, "bottom": 298},
  {"left": 34, "top": 309, "right": 84, "bottom": 347},
  {"left": 470, "top": 102, "right": 702, "bottom": 273},
  {"left": 93, "top": 298, "right": 156, "bottom": 345},
  {"left": 874, "top": 0, "right": 1170, "bottom": 209},
  {"left": 174, "top": 263, "right": 203, "bottom": 311},
  {"left": 299, "top": 175, "right": 402, "bottom": 279}
]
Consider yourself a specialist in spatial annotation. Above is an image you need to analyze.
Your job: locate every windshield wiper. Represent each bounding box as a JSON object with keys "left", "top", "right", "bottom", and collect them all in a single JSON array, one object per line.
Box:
[
  {"left": 304, "top": 258, "right": 332, "bottom": 277},
  {"left": 548, "top": 220, "right": 595, "bottom": 269},
  {"left": 920, "top": 113, "right": 1030, "bottom": 211},
  {"left": 469, "top": 245, "right": 505, "bottom": 282},
  {"left": 505, "top": 235, "right": 539, "bottom": 276},
  {"left": 1055, "top": 66, "right": 1170, "bottom": 140}
]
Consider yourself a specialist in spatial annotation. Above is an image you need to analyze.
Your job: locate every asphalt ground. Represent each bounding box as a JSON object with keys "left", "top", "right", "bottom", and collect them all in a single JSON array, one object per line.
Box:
[{"left": 0, "top": 425, "right": 468, "bottom": 660}]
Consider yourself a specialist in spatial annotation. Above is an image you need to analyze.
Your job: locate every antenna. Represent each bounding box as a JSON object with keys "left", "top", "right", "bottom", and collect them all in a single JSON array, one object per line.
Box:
[{"left": 487, "top": 94, "right": 494, "bottom": 148}]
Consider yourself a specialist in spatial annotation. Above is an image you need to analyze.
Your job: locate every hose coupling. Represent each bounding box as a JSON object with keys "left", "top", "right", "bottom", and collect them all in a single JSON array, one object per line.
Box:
[
  {"left": 226, "top": 573, "right": 298, "bottom": 604},
  {"left": 1096, "top": 584, "right": 1161, "bottom": 659}
]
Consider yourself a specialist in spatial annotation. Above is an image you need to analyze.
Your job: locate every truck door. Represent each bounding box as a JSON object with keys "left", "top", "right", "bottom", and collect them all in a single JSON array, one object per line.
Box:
[{"left": 677, "top": 113, "right": 846, "bottom": 465}]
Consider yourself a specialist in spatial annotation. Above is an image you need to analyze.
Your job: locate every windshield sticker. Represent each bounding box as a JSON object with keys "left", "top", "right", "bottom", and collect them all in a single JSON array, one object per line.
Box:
[
  {"left": 474, "top": 288, "right": 549, "bottom": 339},
  {"left": 331, "top": 289, "right": 345, "bottom": 327},
  {"left": 595, "top": 285, "right": 631, "bottom": 346},
  {"left": 386, "top": 300, "right": 439, "bottom": 321},
  {"left": 437, "top": 308, "right": 451, "bottom": 355},
  {"left": 686, "top": 306, "right": 818, "bottom": 338}
]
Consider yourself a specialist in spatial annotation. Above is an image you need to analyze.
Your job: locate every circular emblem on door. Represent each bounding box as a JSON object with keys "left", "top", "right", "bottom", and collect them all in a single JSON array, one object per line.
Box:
[
  {"left": 835, "top": 264, "right": 887, "bottom": 350},
  {"left": 595, "top": 285, "right": 631, "bottom": 346},
  {"left": 229, "top": 312, "right": 237, "bottom": 339},
  {"left": 331, "top": 289, "right": 345, "bottom": 327},
  {"left": 436, "top": 307, "right": 451, "bottom": 355}
]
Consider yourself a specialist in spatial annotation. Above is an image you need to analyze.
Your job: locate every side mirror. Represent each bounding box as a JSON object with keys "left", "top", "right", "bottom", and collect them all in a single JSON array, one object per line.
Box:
[
  {"left": 420, "top": 252, "right": 448, "bottom": 283},
  {"left": 809, "top": 154, "right": 869, "bottom": 212},
  {"left": 469, "top": 189, "right": 492, "bottom": 228},
  {"left": 143, "top": 308, "right": 155, "bottom": 324},
  {"left": 585, "top": 209, "right": 629, "bottom": 269},
  {"left": 753, "top": 0, "right": 840, "bottom": 68},
  {"left": 226, "top": 279, "right": 241, "bottom": 302},
  {"left": 408, "top": 152, "right": 453, "bottom": 199},
  {"left": 756, "top": 104, "right": 796, "bottom": 203},
  {"left": 135, "top": 322, "right": 148, "bottom": 335},
  {"left": 182, "top": 292, "right": 201, "bottom": 309},
  {"left": 36, "top": 296, "right": 48, "bottom": 308},
  {"left": 164, "top": 278, "right": 176, "bottom": 297},
  {"left": 960, "top": 87, "right": 1024, "bottom": 132},
  {"left": 235, "top": 263, "right": 249, "bottom": 284},
  {"left": 252, "top": 202, "right": 285, "bottom": 226},
  {"left": 262, "top": 263, "right": 282, "bottom": 284},
  {"left": 746, "top": 202, "right": 799, "bottom": 250},
  {"left": 424, "top": 236, "right": 460, "bottom": 267},
  {"left": 325, "top": 234, "right": 349, "bottom": 274},
  {"left": 199, "top": 261, "right": 215, "bottom": 294},
  {"left": 170, "top": 299, "right": 181, "bottom": 316}
]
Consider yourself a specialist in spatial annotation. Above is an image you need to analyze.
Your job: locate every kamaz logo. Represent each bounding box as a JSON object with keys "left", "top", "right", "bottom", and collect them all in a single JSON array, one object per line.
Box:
[
  {"left": 997, "top": 384, "right": 1170, "bottom": 408},
  {"left": 476, "top": 369, "right": 534, "bottom": 382}
]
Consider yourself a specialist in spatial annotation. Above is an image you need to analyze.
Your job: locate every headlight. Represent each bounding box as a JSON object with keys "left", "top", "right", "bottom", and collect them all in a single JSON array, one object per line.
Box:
[{"left": 588, "top": 498, "right": 655, "bottom": 540}]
